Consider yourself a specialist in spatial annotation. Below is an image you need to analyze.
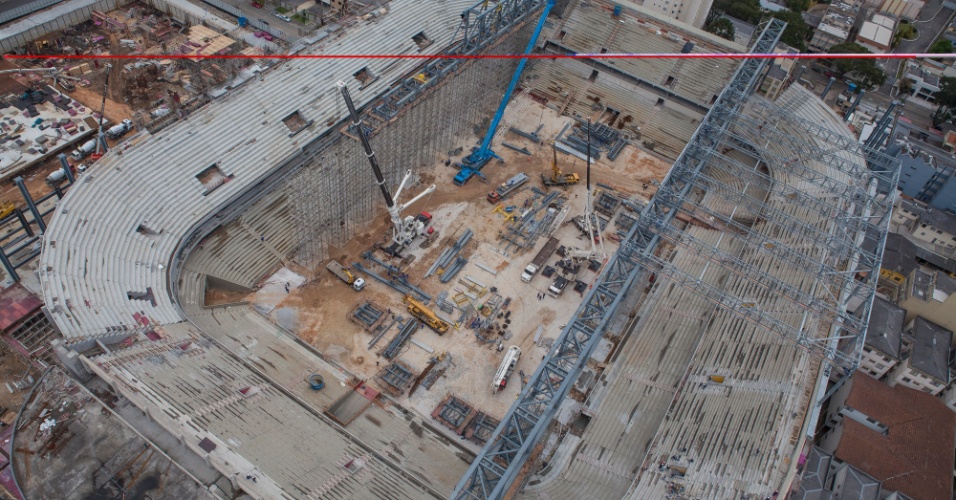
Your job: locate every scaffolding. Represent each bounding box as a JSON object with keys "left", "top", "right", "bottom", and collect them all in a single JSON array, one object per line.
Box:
[{"left": 451, "top": 18, "right": 900, "bottom": 499}]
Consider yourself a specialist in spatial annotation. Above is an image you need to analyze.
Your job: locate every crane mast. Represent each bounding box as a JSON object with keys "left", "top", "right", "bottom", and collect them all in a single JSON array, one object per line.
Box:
[{"left": 339, "top": 82, "right": 436, "bottom": 248}]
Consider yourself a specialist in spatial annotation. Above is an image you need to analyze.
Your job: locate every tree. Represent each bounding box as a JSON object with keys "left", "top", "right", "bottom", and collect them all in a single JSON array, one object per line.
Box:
[
  {"left": 932, "top": 76, "right": 956, "bottom": 127},
  {"left": 706, "top": 17, "right": 736, "bottom": 41},
  {"left": 929, "top": 38, "right": 954, "bottom": 54},
  {"left": 785, "top": 0, "right": 811, "bottom": 12},
  {"left": 711, "top": 0, "right": 761, "bottom": 23},
  {"left": 771, "top": 10, "right": 811, "bottom": 51},
  {"left": 826, "top": 42, "right": 887, "bottom": 89}
]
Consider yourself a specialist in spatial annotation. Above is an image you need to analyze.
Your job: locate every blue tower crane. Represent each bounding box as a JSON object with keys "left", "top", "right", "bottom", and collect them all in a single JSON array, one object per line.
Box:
[{"left": 452, "top": 0, "right": 556, "bottom": 186}]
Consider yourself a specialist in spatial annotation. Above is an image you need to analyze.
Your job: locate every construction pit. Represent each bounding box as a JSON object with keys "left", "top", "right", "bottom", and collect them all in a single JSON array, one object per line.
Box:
[{"left": 205, "top": 96, "right": 671, "bottom": 447}]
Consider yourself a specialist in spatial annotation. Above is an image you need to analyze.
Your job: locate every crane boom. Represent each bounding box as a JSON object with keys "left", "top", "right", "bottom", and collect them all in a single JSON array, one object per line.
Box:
[
  {"left": 339, "top": 82, "right": 436, "bottom": 249},
  {"left": 94, "top": 64, "right": 112, "bottom": 156},
  {"left": 453, "top": 0, "right": 556, "bottom": 186},
  {"left": 339, "top": 82, "right": 396, "bottom": 209}
]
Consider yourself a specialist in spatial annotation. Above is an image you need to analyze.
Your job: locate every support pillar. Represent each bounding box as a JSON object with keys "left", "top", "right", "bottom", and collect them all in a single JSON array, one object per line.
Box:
[
  {"left": 97, "top": 133, "right": 108, "bottom": 154},
  {"left": 57, "top": 153, "right": 74, "bottom": 184},
  {"left": 844, "top": 90, "right": 865, "bottom": 122},
  {"left": 14, "top": 209, "right": 34, "bottom": 237},
  {"left": 0, "top": 247, "right": 16, "bottom": 282},
  {"left": 793, "top": 65, "right": 806, "bottom": 83},
  {"left": 14, "top": 176, "right": 45, "bottom": 233},
  {"left": 820, "top": 77, "right": 836, "bottom": 100}
]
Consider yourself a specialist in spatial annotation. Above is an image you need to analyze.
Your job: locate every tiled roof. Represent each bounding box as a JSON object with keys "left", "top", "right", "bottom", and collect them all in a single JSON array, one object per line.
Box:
[
  {"left": 835, "top": 374, "right": 955, "bottom": 500},
  {"left": 909, "top": 316, "right": 952, "bottom": 382},
  {"left": 864, "top": 297, "right": 903, "bottom": 358}
]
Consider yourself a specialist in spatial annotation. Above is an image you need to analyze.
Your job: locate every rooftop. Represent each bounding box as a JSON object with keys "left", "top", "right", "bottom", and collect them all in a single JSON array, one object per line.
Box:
[
  {"left": 901, "top": 199, "right": 956, "bottom": 235},
  {"left": 908, "top": 316, "right": 952, "bottom": 382},
  {"left": 0, "top": 283, "right": 41, "bottom": 331},
  {"left": 835, "top": 373, "right": 955, "bottom": 500},
  {"left": 864, "top": 297, "right": 903, "bottom": 358}
]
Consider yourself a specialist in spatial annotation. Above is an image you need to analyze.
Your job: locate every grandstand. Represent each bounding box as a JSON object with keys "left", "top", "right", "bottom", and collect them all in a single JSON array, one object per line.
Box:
[
  {"left": 530, "top": 0, "right": 741, "bottom": 158},
  {"left": 520, "top": 83, "right": 896, "bottom": 499},
  {"left": 32, "top": 0, "right": 897, "bottom": 498}
]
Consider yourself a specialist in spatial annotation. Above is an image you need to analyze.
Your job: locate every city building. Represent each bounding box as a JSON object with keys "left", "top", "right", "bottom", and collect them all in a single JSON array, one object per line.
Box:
[
  {"left": 903, "top": 66, "right": 942, "bottom": 102},
  {"left": 897, "top": 269, "right": 956, "bottom": 335},
  {"left": 855, "top": 13, "right": 895, "bottom": 53},
  {"left": 793, "top": 447, "right": 883, "bottom": 499},
  {"left": 636, "top": 0, "right": 714, "bottom": 29},
  {"left": 879, "top": 0, "right": 924, "bottom": 20},
  {"left": 887, "top": 316, "right": 952, "bottom": 394},
  {"left": 891, "top": 199, "right": 956, "bottom": 257},
  {"left": 818, "top": 373, "right": 955, "bottom": 500},
  {"left": 757, "top": 44, "right": 798, "bottom": 100},
  {"left": 808, "top": 2, "right": 862, "bottom": 52},
  {"left": 857, "top": 297, "right": 904, "bottom": 379}
]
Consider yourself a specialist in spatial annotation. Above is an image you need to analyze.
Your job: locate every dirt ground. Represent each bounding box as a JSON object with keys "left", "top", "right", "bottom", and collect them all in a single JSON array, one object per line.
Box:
[
  {"left": 268, "top": 96, "right": 671, "bottom": 423},
  {"left": 0, "top": 351, "right": 33, "bottom": 414}
]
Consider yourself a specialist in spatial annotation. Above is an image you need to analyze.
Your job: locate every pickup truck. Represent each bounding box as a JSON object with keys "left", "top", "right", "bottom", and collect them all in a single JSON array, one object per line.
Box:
[{"left": 548, "top": 276, "right": 569, "bottom": 296}]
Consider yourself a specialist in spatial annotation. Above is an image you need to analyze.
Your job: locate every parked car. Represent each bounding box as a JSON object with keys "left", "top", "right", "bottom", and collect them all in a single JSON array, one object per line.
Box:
[
  {"left": 251, "top": 1, "right": 262, "bottom": 7},
  {"left": 273, "top": 12, "right": 292, "bottom": 22}
]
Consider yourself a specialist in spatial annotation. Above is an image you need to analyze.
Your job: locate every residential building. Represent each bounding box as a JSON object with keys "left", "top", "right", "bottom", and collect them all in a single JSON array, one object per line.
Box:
[
  {"left": 858, "top": 297, "right": 904, "bottom": 378},
  {"left": 903, "top": 66, "right": 942, "bottom": 102},
  {"left": 877, "top": 234, "right": 956, "bottom": 300},
  {"left": 886, "top": 316, "right": 952, "bottom": 394},
  {"left": 757, "top": 45, "right": 798, "bottom": 100},
  {"left": 817, "top": 373, "right": 955, "bottom": 500},
  {"left": 879, "top": 0, "right": 924, "bottom": 20},
  {"left": 891, "top": 199, "right": 956, "bottom": 260},
  {"left": 855, "top": 13, "right": 895, "bottom": 53},
  {"left": 638, "top": 0, "right": 714, "bottom": 29},
  {"left": 808, "top": 2, "right": 862, "bottom": 52},
  {"left": 793, "top": 447, "right": 882, "bottom": 499},
  {"left": 897, "top": 269, "right": 956, "bottom": 335}
]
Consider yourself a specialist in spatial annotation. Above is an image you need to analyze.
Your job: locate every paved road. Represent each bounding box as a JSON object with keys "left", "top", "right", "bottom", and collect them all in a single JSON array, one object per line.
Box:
[{"left": 880, "top": 0, "right": 955, "bottom": 92}]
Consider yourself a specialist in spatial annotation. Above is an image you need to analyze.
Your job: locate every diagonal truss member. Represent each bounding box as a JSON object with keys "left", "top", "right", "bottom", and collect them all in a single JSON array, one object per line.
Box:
[{"left": 452, "top": 18, "right": 788, "bottom": 500}]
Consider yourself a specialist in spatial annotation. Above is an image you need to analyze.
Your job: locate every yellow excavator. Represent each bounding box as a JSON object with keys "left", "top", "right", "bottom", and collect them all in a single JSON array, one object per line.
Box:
[
  {"left": 541, "top": 144, "right": 580, "bottom": 188},
  {"left": 0, "top": 202, "right": 15, "bottom": 220},
  {"left": 404, "top": 295, "right": 450, "bottom": 335}
]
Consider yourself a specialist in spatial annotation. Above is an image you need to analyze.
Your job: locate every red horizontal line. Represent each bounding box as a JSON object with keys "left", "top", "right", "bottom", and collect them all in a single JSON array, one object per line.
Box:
[{"left": 3, "top": 52, "right": 954, "bottom": 60}]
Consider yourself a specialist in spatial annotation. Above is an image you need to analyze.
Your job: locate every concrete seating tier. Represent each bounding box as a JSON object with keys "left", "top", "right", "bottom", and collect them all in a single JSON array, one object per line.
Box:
[{"left": 39, "top": 0, "right": 478, "bottom": 343}]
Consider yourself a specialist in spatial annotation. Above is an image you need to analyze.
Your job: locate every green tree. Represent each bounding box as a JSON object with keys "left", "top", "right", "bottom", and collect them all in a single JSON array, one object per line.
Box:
[
  {"left": 711, "top": 0, "right": 761, "bottom": 23},
  {"left": 929, "top": 38, "right": 954, "bottom": 54},
  {"left": 932, "top": 77, "right": 956, "bottom": 127},
  {"left": 706, "top": 17, "right": 736, "bottom": 41},
  {"left": 771, "top": 10, "right": 811, "bottom": 51},
  {"left": 785, "top": 0, "right": 811, "bottom": 12},
  {"left": 826, "top": 42, "right": 887, "bottom": 89}
]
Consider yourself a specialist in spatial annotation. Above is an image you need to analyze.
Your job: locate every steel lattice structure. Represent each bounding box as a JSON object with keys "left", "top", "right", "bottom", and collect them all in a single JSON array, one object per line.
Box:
[
  {"left": 452, "top": 19, "right": 791, "bottom": 500},
  {"left": 455, "top": 13, "right": 905, "bottom": 499}
]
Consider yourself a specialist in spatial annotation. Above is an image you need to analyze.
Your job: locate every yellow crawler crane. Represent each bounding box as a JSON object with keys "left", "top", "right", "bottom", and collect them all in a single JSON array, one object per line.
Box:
[{"left": 404, "top": 295, "right": 450, "bottom": 335}]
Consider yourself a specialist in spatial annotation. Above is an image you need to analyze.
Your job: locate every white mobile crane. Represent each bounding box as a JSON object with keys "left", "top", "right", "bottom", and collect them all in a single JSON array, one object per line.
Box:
[
  {"left": 566, "top": 119, "right": 606, "bottom": 263},
  {"left": 339, "top": 82, "right": 436, "bottom": 250}
]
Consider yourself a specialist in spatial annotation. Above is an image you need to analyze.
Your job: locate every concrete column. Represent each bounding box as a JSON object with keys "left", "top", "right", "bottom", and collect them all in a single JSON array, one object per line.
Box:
[
  {"left": 844, "top": 90, "right": 865, "bottom": 122},
  {"left": 14, "top": 176, "right": 45, "bottom": 233},
  {"left": 793, "top": 65, "right": 806, "bottom": 83},
  {"left": 820, "top": 77, "right": 836, "bottom": 100},
  {"left": 57, "top": 153, "right": 74, "bottom": 184}
]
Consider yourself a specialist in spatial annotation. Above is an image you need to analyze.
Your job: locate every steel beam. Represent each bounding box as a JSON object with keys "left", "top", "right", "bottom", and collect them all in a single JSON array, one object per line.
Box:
[{"left": 451, "top": 18, "right": 787, "bottom": 500}]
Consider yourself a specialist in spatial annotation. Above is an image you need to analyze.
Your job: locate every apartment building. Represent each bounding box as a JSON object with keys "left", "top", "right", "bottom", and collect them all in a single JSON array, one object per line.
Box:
[{"left": 886, "top": 316, "right": 952, "bottom": 395}]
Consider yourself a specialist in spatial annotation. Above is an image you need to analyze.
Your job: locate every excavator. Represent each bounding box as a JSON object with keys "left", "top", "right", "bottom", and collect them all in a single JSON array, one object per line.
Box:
[{"left": 541, "top": 144, "right": 579, "bottom": 188}]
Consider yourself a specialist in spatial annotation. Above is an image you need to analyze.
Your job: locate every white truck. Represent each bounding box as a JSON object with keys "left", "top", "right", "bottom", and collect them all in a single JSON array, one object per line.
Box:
[
  {"left": 492, "top": 346, "right": 521, "bottom": 393},
  {"left": 106, "top": 119, "right": 133, "bottom": 139},
  {"left": 520, "top": 237, "right": 560, "bottom": 283},
  {"left": 70, "top": 139, "right": 97, "bottom": 161}
]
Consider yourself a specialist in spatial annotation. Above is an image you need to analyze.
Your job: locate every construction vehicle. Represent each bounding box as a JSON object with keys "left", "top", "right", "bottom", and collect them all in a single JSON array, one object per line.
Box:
[
  {"left": 453, "top": 0, "right": 556, "bottom": 186},
  {"left": 520, "top": 236, "right": 560, "bottom": 283},
  {"left": 89, "top": 63, "right": 113, "bottom": 162},
  {"left": 566, "top": 119, "right": 607, "bottom": 263},
  {"left": 404, "top": 295, "right": 450, "bottom": 335},
  {"left": 326, "top": 260, "right": 366, "bottom": 291},
  {"left": 487, "top": 172, "right": 529, "bottom": 203},
  {"left": 70, "top": 139, "right": 97, "bottom": 161},
  {"left": 106, "top": 119, "right": 133, "bottom": 139},
  {"left": 541, "top": 144, "right": 579, "bottom": 188},
  {"left": 0, "top": 202, "right": 14, "bottom": 220},
  {"left": 548, "top": 275, "right": 569, "bottom": 296},
  {"left": 492, "top": 346, "right": 521, "bottom": 393},
  {"left": 339, "top": 83, "right": 436, "bottom": 251}
]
